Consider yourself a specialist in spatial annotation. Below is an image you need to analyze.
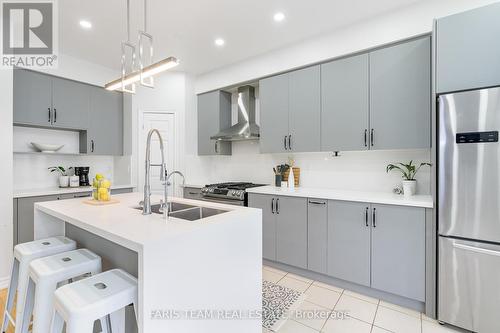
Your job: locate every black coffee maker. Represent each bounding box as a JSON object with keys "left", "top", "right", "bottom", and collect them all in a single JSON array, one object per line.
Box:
[{"left": 74, "top": 167, "right": 90, "bottom": 186}]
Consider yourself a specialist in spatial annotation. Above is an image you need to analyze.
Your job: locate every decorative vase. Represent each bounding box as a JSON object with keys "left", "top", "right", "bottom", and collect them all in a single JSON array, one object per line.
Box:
[
  {"left": 402, "top": 180, "right": 417, "bottom": 197},
  {"left": 59, "top": 176, "right": 69, "bottom": 188}
]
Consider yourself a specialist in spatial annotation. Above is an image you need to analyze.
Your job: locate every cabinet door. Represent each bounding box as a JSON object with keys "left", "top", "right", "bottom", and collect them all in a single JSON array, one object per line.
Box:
[
  {"left": 328, "top": 201, "right": 371, "bottom": 286},
  {"left": 321, "top": 54, "right": 369, "bottom": 151},
  {"left": 88, "top": 87, "right": 123, "bottom": 155},
  {"left": 13, "top": 69, "right": 53, "bottom": 126},
  {"left": 276, "top": 196, "right": 308, "bottom": 269},
  {"left": 17, "top": 195, "right": 61, "bottom": 244},
  {"left": 259, "top": 74, "right": 289, "bottom": 153},
  {"left": 289, "top": 66, "right": 321, "bottom": 152},
  {"left": 307, "top": 199, "right": 328, "bottom": 274},
  {"left": 197, "top": 91, "right": 232, "bottom": 155},
  {"left": 436, "top": 2, "right": 500, "bottom": 93},
  {"left": 370, "top": 37, "right": 431, "bottom": 150},
  {"left": 371, "top": 204, "right": 425, "bottom": 301},
  {"left": 52, "top": 77, "right": 90, "bottom": 129},
  {"left": 248, "top": 194, "right": 276, "bottom": 261},
  {"left": 13, "top": 199, "right": 18, "bottom": 247}
]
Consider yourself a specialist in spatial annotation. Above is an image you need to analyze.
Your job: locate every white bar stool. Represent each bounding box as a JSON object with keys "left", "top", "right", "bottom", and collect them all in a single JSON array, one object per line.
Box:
[
  {"left": 21, "top": 249, "right": 102, "bottom": 333},
  {"left": 1, "top": 236, "right": 76, "bottom": 333},
  {"left": 50, "top": 269, "right": 138, "bottom": 333}
]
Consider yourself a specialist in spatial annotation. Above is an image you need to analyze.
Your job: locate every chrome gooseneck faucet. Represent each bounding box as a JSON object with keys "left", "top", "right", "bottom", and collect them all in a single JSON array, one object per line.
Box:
[{"left": 143, "top": 129, "right": 168, "bottom": 217}]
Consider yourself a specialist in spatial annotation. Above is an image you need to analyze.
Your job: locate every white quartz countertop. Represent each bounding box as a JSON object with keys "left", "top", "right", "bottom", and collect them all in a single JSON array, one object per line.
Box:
[
  {"left": 34, "top": 193, "right": 258, "bottom": 251},
  {"left": 247, "top": 186, "right": 434, "bottom": 208},
  {"left": 14, "top": 184, "right": 136, "bottom": 198}
]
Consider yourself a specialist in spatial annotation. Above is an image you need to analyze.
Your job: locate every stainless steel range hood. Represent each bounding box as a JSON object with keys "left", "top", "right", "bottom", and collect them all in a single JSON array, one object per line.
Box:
[{"left": 210, "top": 86, "right": 260, "bottom": 141}]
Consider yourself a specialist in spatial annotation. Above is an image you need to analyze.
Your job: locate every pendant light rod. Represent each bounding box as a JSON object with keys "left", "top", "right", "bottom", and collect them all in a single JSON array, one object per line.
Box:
[
  {"left": 127, "top": 0, "right": 131, "bottom": 41},
  {"left": 144, "top": 0, "right": 148, "bottom": 32}
]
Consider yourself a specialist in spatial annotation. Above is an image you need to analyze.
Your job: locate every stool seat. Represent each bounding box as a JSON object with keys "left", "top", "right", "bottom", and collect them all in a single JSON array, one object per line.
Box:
[
  {"left": 14, "top": 236, "right": 76, "bottom": 261},
  {"left": 2, "top": 236, "right": 76, "bottom": 333},
  {"left": 51, "top": 269, "right": 138, "bottom": 333},
  {"left": 22, "top": 249, "right": 102, "bottom": 333}
]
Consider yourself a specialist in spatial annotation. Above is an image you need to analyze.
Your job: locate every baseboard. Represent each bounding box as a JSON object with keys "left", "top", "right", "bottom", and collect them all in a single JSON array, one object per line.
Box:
[{"left": 0, "top": 275, "right": 9, "bottom": 289}]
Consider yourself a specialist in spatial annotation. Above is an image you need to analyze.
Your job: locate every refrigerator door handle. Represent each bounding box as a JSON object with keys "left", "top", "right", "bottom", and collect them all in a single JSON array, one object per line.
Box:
[{"left": 454, "top": 242, "right": 500, "bottom": 257}]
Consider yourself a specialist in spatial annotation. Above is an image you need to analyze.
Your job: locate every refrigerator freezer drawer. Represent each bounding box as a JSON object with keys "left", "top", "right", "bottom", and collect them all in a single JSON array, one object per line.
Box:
[{"left": 439, "top": 237, "right": 500, "bottom": 332}]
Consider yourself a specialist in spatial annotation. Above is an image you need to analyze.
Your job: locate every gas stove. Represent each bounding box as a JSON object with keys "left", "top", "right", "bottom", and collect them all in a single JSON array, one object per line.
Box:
[{"left": 201, "top": 182, "right": 266, "bottom": 205}]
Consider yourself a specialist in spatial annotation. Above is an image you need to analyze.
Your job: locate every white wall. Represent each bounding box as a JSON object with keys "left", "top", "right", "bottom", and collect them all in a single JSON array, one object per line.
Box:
[
  {"left": 195, "top": 0, "right": 499, "bottom": 93},
  {"left": 129, "top": 73, "right": 187, "bottom": 195},
  {"left": 0, "top": 69, "right": 13, "bottom": 287}
]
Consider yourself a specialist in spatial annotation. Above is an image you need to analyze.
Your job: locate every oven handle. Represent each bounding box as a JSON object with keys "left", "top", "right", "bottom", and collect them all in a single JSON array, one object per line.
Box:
[{"left": 198, "top": 196, "right": 245, "bottom": 206}]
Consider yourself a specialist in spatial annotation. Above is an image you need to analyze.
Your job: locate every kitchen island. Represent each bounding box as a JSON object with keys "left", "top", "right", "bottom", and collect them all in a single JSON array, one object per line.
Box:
[{"left": 33, "top": 193, "right": 262, "bottom": 333}]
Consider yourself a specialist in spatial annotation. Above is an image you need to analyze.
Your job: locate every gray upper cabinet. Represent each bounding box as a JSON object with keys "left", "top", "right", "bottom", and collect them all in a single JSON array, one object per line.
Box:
[
  {"left": 328, "top": 200, "right": 371, "bottom": 287},
  {"left": 260, "top": 67, "right": 321, "bottom": 153},
  {"left": 436, "top": 2, "right": 500, "bottom": 93},
  {"left": 307, "top": 199, "right": 328, "bottom": 274},
  {"left": 289, "top": 66, "right": 321, "bottom": 152},
  {"left": 370, "top": 37, "right": 431, "bottom": 150},
  {"left": 371, "top": 204, "right": 426, "bottom": 301},
  {"left": 259, "top": 73, "right": 289, "bottom": 153},
  {"left": 13, "top": 69, "right": 53, "bottom": 126},
  {"left": 197, "top": 91, "right": 232, "bottom": 156},
  {"left": 88, "top": 87, "right": 123, "bottom": 155},
  {"left": 52, "top": 77, "right": 90, "bottom": 130},
  {"left": 276, "top": 196, "right": 308, "bottom": 269},
  {"left": 248, "top": 193, "right": 276, "bottom": 261},
  {"left": 321, "top": 54, "right": 370, "bottom": 151}
]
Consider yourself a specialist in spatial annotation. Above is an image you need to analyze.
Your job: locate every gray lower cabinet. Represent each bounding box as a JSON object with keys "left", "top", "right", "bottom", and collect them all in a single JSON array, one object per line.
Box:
[
  {"left": 370, "top": 37, "right": 431, "bottom": 150},
  {"left": 52, "top": 77, "right": 91, "bottom": 130},
  {"left": 13, "top": 199, "right": 18, "bottom": 247},
  {"left": 13, "top": 69, "right": 53, "bottom": 126},
  {"left": 371, "top": 204, "right": 425, "bottom": 301},
  {"left": 183, "top": 187, "right": 203, "bottom": 200},
  {"left": 87, "top": 86, "right": 123, "bottom": 155},
  {"left": 436, "top": 2, "right": 500, "bottom": 93},
  {"left": 197, "top": 91, "right": 232, "bottom": 156},
  {"left": 288, "top": 66, "right": 321, "bottom": 152},
  {"left": 307, "top": 199, "right": 328, "bottom": 274},
  {"left": 328, "top": 201, "right": 371, "bottom": 287},
  {"left": 276, "top": 196, "right": 308, "bottom": 269},
  {"left": 259, "top": 73, "right": 289, "bottom": 154},
  {"left": 248, "top": 194, "right": 276, "bottom": 261},
  {"left": 321, "top": 54, "right": 370, "bottom": 151},
  {"left": 17, "top": 195, "right": 62, "bottom": 245}
]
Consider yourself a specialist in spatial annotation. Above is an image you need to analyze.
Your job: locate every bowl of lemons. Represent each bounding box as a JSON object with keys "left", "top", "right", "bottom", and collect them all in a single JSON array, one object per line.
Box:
[{"left": 92, "top": 173, "right": 112, "bottom": 202}]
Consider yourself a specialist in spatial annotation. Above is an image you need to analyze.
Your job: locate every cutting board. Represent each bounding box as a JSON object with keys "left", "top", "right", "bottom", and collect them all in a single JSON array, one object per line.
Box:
[{"left": 83, "top": 199, "right": 120, "bottom": 206}]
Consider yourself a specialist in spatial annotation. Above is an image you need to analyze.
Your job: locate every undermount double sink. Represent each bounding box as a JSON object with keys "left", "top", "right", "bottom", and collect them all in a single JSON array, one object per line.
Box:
[{"left": 134, "top": 202, "right": 229, "bottom": 221}]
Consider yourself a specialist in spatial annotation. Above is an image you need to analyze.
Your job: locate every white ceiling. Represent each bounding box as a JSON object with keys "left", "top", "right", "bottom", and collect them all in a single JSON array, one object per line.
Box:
[{"left": 59, "top": 0, "right": 424, "bottom": 75}]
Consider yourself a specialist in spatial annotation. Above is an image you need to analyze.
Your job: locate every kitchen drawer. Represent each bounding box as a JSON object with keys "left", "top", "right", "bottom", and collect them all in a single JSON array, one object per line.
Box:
[
  {"left": 111, "top": 188, "right": 134, "bottom": 195},
  {"left": 183, "top": 187, "right": 202, "bottom": 200}
]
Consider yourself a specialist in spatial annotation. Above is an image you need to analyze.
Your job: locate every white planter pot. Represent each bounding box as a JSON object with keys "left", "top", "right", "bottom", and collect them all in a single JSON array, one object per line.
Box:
[
  {"left": 402, "top": 180, "right": 417, "bottom": 197},
  {"left": 59, "top": 176, "right": 69, "bottom": 188}
]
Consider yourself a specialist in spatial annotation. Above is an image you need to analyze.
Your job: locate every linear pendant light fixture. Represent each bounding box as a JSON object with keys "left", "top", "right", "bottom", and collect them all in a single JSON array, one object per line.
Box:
[{"left": 105, "top": 0, "right": 179, "bottom": 93}]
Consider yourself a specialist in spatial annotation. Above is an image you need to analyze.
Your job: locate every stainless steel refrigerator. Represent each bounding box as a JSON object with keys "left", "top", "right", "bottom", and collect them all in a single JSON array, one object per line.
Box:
[{"left": 438, "top": 87, "right": 500, "bottom": 333}]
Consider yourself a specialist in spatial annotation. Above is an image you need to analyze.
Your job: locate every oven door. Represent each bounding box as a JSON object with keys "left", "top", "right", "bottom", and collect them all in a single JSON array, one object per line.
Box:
[{"left": 198, "top": 196, "right": 245, "bottom": 206}]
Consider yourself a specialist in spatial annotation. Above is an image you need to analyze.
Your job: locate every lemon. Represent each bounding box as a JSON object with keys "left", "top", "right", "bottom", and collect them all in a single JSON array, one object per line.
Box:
[
  {"left": 101, "top": 180, "right": 111, "bottom": 189},
  {"left": 95, "top": 173, "right": 104, "bottom": 181}
]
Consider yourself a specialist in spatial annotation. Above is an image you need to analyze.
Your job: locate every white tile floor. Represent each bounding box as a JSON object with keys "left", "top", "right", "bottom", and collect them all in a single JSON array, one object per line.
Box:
[{"left": 262, "top": 265, "right": 470, "bottom": 333}]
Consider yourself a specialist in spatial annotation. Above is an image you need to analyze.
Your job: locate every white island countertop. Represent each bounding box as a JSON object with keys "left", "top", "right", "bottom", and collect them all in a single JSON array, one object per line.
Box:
[
  {"left": 247, "top": 186, "right": 434, "bottom": 208},
  {"left": 34, "top": 193, "right": 262, "bottom": 332},
  {"left": 14, "top": 184, "right": 136, "bottom": 198}
]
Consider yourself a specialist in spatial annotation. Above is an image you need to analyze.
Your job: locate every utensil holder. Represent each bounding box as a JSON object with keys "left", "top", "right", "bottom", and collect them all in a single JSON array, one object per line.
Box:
[{"left": 275, "top": 174, "right": 282, "bottom": 187}]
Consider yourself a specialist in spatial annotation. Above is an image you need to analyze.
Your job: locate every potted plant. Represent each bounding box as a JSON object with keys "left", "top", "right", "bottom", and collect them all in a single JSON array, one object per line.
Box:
[
  {"left": 48, "top": 166, "right": 69, "bottom": 188},
  {"left": 386, "top": 160, "right": 431, "bottom": 196}
]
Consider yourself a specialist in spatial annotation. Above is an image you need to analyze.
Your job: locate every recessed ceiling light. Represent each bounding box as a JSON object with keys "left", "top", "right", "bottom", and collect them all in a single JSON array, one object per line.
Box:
[
  {"left": 79, "top": 20, "right": 92, "bottom": 29},
  {"left": 214, "top": 38, "right": 225, "bottom": 47},
  {"left": 273, "top": 12, "right": 285, "bottom": 22}
]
